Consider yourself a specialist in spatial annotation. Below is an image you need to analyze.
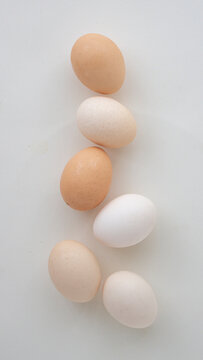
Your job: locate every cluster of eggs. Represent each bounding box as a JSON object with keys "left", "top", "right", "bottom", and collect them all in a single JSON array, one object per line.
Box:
[{"left": 48, "top": 34, "right": 158, "bottom": 329}]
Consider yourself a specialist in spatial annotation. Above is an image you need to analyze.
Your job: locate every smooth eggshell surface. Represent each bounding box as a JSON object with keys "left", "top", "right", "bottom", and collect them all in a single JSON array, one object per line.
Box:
[
  {"left": 48, "top": 240, "right": 101, "bottom": 303},
  {"left": 93, "top": 194, "right": 156, "bottom": 248},
  {"left": 103, "top": 271, "right": 158, "bottom": 328},
  {"left": 60, "top": 147, "right": 112, "bottom": 211},
  {"left": 71, "top": 33, "right": 125, "bottom": 94},
  {"left": 77, "top": 97, "right": 136, "bottom": 148}
]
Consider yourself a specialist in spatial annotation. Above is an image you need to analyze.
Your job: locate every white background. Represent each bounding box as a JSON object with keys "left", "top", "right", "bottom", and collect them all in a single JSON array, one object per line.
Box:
[{"left": 0, "top": 0, "right": 203, "bottom": 359}]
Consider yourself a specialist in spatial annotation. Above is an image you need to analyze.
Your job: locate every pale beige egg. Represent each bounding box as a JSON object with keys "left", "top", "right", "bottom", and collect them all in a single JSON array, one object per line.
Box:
[
  {"left": 48, "top": 240, "right": 101, "bottom": 303},
  {"left": 60, "top": 147, "right": 112, "bottom": 211},
  {"left": 71, "top": 33, "right": 125, "bottom": 94},
  {"left": 103, "top": 271, "right": 158, "bottom": 328},
  {"left": 77, "top": 97, "right": 136, "bottom": 148}
]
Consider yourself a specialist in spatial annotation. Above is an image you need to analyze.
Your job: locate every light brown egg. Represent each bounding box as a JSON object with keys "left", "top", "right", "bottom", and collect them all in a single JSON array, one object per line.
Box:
[
  {"left": 48, "top": 240, "right": 101, "bottom": 303},
  {"left": 71, "top": 33, "right": 125, "bottom": 94},
  {"left": 60, "top": 147, "right": 112, "bottom": 210}
]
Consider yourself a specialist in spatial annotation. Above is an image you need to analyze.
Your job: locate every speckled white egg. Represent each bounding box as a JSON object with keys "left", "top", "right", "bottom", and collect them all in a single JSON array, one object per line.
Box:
[
  {"left": 77, "top": 97, "right": 136, "bottom": 148},
  {"left": 93, "top": 194, "right": 156, "bottom": 248},
  {"left": 103, "top": 271, "right": 158, "bottom": 328}
]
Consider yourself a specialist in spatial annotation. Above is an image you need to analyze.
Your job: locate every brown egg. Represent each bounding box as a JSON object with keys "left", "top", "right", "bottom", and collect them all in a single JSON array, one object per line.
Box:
[
  {"left": 71, "top": 33, "right": 125, "bottom": 94},
  {"left": 48, "top": 240, "right": 101, "bottom": 303},
  {"left": 60, "top": 147, "right": 112, "bottom": 210}
]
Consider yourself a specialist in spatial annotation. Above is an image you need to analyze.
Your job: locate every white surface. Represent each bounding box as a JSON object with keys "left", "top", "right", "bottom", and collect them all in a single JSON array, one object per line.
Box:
[{"left": 0, "top": 0, "right": 202, "bottom": 359}]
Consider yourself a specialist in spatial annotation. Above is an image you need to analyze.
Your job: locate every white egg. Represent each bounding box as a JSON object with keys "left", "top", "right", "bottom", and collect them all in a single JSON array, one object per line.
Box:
[
  {"left": 77, "top": 97, "right": 136, "bottom": 148},
  {"left": 103, "top": 271, "right": 158, "bottom": 328},
  {"left": 93, "top": 194, "right": 156, "bottom": 248}
]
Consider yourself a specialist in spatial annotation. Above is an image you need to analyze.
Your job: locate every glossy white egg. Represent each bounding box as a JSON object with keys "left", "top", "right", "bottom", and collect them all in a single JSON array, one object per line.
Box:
[
  {"left": 103, "top": 271, "right": 158, "bottom": 328},
  {"left": 93, "top": 194, "right": 156, "bottom": 248},
  {"left": 77, "top": 97, "right": 136, "bottom": 148}
]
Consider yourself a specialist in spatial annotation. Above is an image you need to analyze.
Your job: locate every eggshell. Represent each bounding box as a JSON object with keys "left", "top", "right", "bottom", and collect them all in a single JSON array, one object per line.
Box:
[
  {"left": 60, "top": 147, "right": 112, "bottom": 211},
  {"left": 103, "top": 271, "right": 158, "bottom": 328},
  {"left": 71, "top": 33, "right": 125, "bottom": 94},
  {"left": 48, "top": 240, "right": 101, "bottom": 303},
  {"left": 93, "top": 194, "right": 156, "bottom": 248},
  {"left": 77, "top": 97, "right": 136, "bottom": 148}
]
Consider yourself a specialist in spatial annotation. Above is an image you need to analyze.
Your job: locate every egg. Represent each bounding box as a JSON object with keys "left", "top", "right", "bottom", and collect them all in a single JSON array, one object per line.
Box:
[
  {"left": 103, "top": 271, "right": 158, "bottom": 328},
  {"left": 93, "top": 194, "right": 156, "bottom": 248},
  {"left": 71, "top": 33, "right": 125, "bottom": 94},
  {"left": 60, "top": 147, "right": 112, "bottom": 211},
  {"left": 77, "top": 97, "right": 136, "bottom": 148},
  {"left": 48, "top": 240, "right": 101, "bottom": 303}
]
